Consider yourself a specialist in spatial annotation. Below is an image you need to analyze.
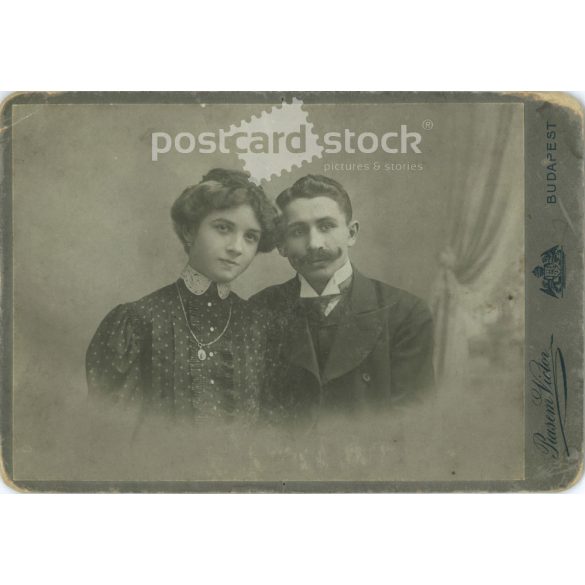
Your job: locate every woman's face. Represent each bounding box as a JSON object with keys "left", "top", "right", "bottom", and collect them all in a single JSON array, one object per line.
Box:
[{"left": 186, "top": 204, "right": 262, "bottom": 283}]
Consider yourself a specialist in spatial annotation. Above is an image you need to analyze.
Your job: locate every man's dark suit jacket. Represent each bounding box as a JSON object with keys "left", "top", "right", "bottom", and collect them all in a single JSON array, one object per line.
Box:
[{"left": 250, "top": 268, "right": 435, "bottom": 423}]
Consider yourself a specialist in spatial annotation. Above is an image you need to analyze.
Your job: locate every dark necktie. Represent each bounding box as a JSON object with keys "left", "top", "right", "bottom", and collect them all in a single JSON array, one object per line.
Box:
[{"left": 300, "top": 295, "right": 342, "bottom": 321}]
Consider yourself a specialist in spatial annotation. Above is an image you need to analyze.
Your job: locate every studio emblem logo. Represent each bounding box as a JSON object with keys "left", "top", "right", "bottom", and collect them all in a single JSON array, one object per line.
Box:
[{"left": 532, "top": 245, "right": 566, "bottom": 299}]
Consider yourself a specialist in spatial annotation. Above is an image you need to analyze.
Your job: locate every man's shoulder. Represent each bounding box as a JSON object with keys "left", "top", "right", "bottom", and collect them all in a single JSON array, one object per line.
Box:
[
  {"left": 356, "top": 272, "right": 431, "bottom": 320},
  {"left": 249, "top": 277, "right": 298, "bottom": 308},
  {"left": 369, "top": 276, "right": 419, "bottom": 304}
]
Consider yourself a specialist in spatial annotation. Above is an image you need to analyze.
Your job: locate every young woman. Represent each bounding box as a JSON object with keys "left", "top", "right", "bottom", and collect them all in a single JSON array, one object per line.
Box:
[{"left": 86, "top": 169, "right": 277, "bottom": 422}]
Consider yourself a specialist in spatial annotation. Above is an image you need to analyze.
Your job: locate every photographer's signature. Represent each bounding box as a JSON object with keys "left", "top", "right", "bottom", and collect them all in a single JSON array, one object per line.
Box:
[{"left": 529, "top": 335, "right": 570, "bottom": 459}]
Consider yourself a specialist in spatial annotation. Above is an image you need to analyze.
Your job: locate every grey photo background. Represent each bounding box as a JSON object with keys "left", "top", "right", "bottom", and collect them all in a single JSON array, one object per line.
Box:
[{"left": 10, "top": 102, "right": 524, "bottom": 482}]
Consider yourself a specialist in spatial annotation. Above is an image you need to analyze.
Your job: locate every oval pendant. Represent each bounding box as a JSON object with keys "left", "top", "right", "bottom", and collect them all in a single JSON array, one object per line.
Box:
[{"left": 197, "top": 348, "right": 207, "bottom": 361}]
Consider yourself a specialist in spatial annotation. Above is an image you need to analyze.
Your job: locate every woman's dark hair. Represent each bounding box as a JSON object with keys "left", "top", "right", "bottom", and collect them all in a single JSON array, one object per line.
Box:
[{"left": 171, "top": 168, "right": 277, "bottom": 253}]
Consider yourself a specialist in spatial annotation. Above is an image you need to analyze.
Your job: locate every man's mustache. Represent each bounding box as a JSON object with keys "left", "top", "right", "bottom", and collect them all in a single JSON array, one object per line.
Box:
[{"left": 293, "top": 249, "right": 342, "bottom": 264}]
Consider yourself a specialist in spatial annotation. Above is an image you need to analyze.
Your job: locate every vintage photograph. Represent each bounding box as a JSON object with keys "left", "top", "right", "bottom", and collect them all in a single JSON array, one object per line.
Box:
[{"left": 1, "top": 93, "right": 582, "bottom": 491}]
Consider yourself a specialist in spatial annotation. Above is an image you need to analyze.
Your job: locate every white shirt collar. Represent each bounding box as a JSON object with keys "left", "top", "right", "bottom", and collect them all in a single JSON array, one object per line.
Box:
[
  {"left": 180, "top": 264, "right": 231, "bottom": 300},
  {"left": 298, "top": 260, "right": 353, "bottom": 298}
]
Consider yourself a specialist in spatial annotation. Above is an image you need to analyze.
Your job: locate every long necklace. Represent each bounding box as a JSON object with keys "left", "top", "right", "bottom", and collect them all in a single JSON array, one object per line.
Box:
[{"left": 175, "top": 282, "right": 232, "bottom": 361}]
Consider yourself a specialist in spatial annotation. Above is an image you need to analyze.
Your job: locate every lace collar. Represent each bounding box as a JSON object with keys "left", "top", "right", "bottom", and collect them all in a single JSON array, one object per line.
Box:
[{"left": 180, "top": 265, "right": 231, "bottom": 300}]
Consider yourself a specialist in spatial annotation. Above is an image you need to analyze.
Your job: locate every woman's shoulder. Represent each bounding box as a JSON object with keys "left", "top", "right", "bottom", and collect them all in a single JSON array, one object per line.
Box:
[
  {"left": 122, "top": 282, "right": 179, "bottom": 316},
  {"left": 92, "top": 283, "right": 178, "bottom": 332},
  {"left": 90, "top": 283, "right": 180, "bottom": 349}
]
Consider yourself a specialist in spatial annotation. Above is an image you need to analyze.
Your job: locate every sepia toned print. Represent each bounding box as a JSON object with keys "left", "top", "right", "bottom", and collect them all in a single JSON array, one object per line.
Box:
[{"left": 0, "top": 92, "right": 583, "bottom": 492}]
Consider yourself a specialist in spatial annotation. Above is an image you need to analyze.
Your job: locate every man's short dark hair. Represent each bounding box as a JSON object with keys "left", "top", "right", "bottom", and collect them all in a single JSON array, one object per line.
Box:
[{"left": 275, "top": 175, "right": 353, "bottom": 222}]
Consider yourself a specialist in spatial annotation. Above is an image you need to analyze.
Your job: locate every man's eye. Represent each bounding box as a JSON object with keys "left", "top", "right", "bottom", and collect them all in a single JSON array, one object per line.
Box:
[
  {"left": 289, "top": 228, "right": 305, "bottom": 237},
  {"left": 320, "top": 223, "right": 335, "bottom": 231}
]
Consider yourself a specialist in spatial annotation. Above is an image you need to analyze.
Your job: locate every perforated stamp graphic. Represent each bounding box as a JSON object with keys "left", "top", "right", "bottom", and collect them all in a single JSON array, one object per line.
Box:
[{"left": 224, "top": 98, "right": 323, "bottom": 183}]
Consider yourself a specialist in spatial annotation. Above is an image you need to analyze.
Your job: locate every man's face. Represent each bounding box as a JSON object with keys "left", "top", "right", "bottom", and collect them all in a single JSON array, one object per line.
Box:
[{"left": 279, "top": 195, "right": 359, "bottom": 291}]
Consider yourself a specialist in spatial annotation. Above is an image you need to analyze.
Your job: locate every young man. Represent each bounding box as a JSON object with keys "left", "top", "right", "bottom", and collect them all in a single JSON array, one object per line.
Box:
[{"left": 252, "top": 175, "right": 434, "bottom": 423}]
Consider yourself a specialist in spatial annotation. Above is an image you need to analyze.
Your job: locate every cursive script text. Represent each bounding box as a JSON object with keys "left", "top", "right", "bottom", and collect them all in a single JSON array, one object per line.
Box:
[{"left": 529, "top": 335, "right": 569, "bottom": 459}]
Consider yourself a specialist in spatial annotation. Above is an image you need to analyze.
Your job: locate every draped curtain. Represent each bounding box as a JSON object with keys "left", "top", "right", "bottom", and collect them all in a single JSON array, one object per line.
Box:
[{"left": 430, "top": 105, "right": 524, "bottom": 382}]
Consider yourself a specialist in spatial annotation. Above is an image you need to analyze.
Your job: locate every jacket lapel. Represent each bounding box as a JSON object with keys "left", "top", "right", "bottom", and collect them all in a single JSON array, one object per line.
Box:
[
  {"left": 288, "top": 315, "right": 321, "bottom": 382},
  {"left": 322, "top": 270, "right": 387, "bottom": 384},
  {"left": 279, "top": 278, "right": 321, "bottom": 382}
]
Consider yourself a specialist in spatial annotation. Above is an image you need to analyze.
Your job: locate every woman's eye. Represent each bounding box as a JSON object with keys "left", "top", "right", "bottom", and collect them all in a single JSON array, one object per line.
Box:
[
  {"left": 245, "top": 232, "right": 260, "bottom": 243},
  {"left": 215, "top": 223, "right": 229, "bottom": 233}
]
